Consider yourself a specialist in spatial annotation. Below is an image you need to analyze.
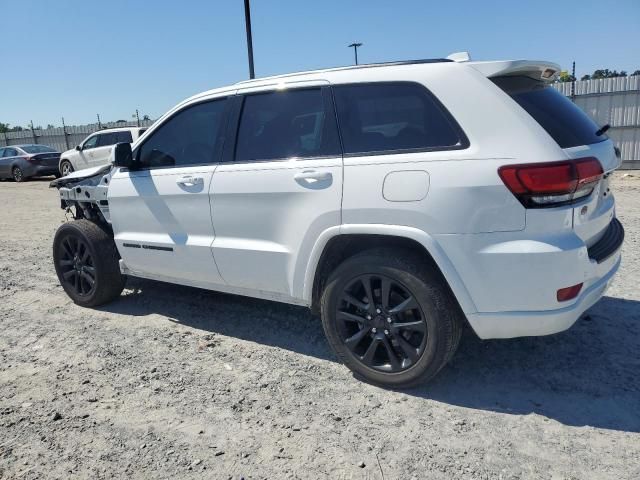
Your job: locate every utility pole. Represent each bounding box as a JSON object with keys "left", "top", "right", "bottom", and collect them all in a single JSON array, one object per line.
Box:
[
  {"left": 348, "top": 42, "right": 363, "bottom": 65},
  {"left": 244, "top": 0, "right": 255, "bottom": 79},
  {"left": 61, "top": 116, "right": 70, "bottom": 150},
  {"left": 135, "top": 109, "right": 140, "bottom": 127},
  {"left": 30, "top": 120, "right": 37, "bottom": 144},
  {"left": 571, "top": 61, "right": 576, "bottom": 102},
  {"left": 97, "top": 113, "right": 102, "bottom": 129}
]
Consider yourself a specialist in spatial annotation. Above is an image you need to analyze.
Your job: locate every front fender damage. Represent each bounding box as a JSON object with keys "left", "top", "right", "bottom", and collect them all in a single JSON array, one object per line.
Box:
[{"left": 50, "top": 164, "right": 114, "bottom": 225}]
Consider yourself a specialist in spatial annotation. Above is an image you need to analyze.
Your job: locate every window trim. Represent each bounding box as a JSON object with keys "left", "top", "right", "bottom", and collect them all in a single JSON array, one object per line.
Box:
[
  {"left": 223, "top": 86, "right": 342, "bottom": 165},
  {"left": 131, "top": 96, "right": 231, "bottom": 171},
  {"left": 4, "top": 148, "right": 18, "bottom": 157},
  {"left": 332, "top": 81, "right": 470, "bottom": 157}
]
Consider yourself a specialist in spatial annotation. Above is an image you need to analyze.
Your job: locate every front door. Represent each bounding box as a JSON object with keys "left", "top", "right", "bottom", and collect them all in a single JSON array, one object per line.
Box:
[
  {"left": 108, "top": 97, "right": 230, "bottom": 286},
  {"left": 210, "top": 85, "right": 343, "bottom": 298}
]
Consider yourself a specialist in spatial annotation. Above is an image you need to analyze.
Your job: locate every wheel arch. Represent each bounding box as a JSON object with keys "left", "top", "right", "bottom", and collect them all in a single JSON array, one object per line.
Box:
[{"left": 303, "top": 225, "right": 477, "bottom": 316}]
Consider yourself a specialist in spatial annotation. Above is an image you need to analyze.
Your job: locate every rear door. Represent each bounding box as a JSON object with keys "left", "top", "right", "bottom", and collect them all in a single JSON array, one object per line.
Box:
[
  {"left": 210, "top": 84, "right": 343, "bottom": 296},
  {"left": 108, "top": 97, "right": 230, "bottom": 286},
  {"left": 491, "top": 75, "right": 620, "bottom": 245}
]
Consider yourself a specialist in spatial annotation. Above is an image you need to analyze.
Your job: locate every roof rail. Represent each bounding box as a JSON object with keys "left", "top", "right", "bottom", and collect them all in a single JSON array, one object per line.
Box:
[{"left": 235, "top": 58, "right": 453, "bottom": 85}]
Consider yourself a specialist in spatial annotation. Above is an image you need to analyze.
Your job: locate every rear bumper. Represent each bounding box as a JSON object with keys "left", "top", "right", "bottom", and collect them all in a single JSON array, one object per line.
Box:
[
  {"left": 466, "top": 253, "right": 620, "bottom": 339},
  {"left": 435, "top": 218, "right": 624, "bottom": 339},
  {"left": 23, "top": 164, "right": 59, "bottom": 177}
]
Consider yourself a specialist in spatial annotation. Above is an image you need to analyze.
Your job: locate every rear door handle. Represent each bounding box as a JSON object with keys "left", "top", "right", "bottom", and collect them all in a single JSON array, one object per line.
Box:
[
  {"left": 176, "top": 176, "right": 204, "bottom": 187},
  {"left": 294, "top": 170, "right": 332, "bottom": 183}
]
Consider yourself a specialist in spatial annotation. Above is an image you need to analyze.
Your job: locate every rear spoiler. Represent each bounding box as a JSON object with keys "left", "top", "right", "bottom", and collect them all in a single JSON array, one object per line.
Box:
[{"left": 467, "top": 60, "right": 561, "bottom": 82}]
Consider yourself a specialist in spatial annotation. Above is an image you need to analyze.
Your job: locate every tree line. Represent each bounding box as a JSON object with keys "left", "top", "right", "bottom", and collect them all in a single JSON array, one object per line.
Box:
[{"left": 559, "top": 68, "right": 640, "bottom": 83}]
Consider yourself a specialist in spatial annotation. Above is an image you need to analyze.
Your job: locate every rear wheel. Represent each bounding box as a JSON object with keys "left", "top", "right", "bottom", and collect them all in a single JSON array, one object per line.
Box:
[
  {"left": 320, "top": 248, "right": 462, "bottom": 388},
  {"left": 53, "top": 220, "right": 125, "bottom": 307},
  {"left": 12, "top": 166, "right": 25, "bottom": 182},
  {"left": 60, "top": 160, "right": 73, "bottom": 177}
]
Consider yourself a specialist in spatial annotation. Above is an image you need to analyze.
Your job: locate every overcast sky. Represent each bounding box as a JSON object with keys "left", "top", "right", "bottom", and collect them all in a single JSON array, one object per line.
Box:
[{"left": 2, "top": 0, "right": 639, "bottom": 127}]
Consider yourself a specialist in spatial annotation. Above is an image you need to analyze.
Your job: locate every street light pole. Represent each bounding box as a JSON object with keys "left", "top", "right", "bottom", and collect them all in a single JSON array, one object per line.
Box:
[
  {"left": 244, "top": 0, "right": 255, "bottom": 79},
  {"left": 348, "top": 42, "right": 363, "bottom": 65}
]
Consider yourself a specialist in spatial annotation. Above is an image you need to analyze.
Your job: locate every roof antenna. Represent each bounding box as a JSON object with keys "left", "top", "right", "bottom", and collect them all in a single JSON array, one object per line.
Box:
[{"left": 446, "top": 51, "right": 471, "bottom": 63}]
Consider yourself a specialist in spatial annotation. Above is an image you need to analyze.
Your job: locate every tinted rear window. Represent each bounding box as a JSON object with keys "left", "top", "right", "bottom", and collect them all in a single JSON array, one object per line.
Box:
[
  {"left": 492, "top": 76, "right": 605, "bottom": 148},
  {"left": 333, "top": 82, "right": 467, "bottom": 155}
]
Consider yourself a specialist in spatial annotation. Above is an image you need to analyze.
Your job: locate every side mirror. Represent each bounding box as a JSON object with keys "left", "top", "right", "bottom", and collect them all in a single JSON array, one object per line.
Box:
[
  {"left": 75, "top": 145, "right": 82, "bottom": 151},
  {"left": 113, "top": 142, "right": 135, "bottom": 169}
]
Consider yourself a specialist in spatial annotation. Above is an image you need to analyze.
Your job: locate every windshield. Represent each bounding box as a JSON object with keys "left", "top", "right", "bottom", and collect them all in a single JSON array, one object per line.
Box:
[
  {"left": 491, "top": 76, "right": 606, "bottom": 148},
  {"left": 21, "top": 145, "right": 57, "bottom": 154}
]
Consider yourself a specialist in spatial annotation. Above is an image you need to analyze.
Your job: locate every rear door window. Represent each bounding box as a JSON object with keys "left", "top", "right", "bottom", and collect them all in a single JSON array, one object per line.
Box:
[
  {"left": 333, "top": 82, "right": 467, "bottom": 155},
  {"left": 491, "top": 76, "right": 605, "bottom": 148},
  {"left": 235, "top": 88, "right": 340, "bottom": 162},
  {"left": 97, "top": 133, "right": 116, "bottom": 147},
  {"left": 4, "top": 148, "right": 18, "bottom": 157},
  {"left": 113, "top": 131, "right": 133, "bottom": 143}
]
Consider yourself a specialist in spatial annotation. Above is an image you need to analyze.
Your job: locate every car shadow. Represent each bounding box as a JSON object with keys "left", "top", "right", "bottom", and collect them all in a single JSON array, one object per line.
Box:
[{"left": 100, "top": 279, "right": 640, "bottom": 433}]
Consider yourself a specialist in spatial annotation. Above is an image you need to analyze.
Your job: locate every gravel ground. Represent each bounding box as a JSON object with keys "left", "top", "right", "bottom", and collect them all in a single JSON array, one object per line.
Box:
[{"left": 0, "top": 173, "right": 639, "bottom": 480}]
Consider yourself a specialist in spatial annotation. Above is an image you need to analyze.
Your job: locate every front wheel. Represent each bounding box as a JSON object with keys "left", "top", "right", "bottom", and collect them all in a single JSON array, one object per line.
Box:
[
  {"left": 320, "top": 249, "right": 462, "bottom": 388},
  {"left": 53, "top": 220, "right": 126, "bottom": 307},
  {"left": 60, "top": 160, "right": 73, "bottom": 177}
]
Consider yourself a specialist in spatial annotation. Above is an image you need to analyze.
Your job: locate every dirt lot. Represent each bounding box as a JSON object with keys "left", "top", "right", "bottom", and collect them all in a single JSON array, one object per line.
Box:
[{"left": 0, "top": 173, "right": 638, "bottom": 480}]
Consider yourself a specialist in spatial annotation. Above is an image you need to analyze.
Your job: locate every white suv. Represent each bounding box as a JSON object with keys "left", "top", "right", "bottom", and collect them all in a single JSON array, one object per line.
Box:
[
  {"left": 51, "top": 54, "right": 624, "bottom": 387},
  {"left": 59, "top": 127, "right": 147, "bottom": 176}
]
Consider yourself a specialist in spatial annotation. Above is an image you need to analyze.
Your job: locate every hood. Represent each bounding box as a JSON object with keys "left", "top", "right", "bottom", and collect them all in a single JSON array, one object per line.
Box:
[{"left": 50, "top": 164, "right": 113, "bottom": 188}]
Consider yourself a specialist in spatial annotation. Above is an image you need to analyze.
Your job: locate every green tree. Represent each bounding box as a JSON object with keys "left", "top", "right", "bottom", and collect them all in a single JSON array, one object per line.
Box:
[
  {"left": 558, "top": 71, "right": 575, "bottom": 82},
  {"left": 0, "top": 122, "right": 9, "bottom": 133},
  {"left": 631, "top": 70, "right": 640, "bottom": 76}
]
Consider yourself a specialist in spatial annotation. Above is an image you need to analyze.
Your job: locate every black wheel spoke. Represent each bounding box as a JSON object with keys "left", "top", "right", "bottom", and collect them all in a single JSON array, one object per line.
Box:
[
  {"left": 361, "top": 338, "right": 380, "bottom": 366},
  {"left": 393, "top": 320, "right": 426, "bottom": 334},
  {"left": 62, "top": 239, "right": 74, "bottom": 259},
  {"left": 389, "top": 295, "right": 418, "bottom": 315},
  {"left": 396, "top": 335, "right": 419, "bottom": 362},
  {"left": 62, "top": 270, "right": 76, "bottom": 281},
  {"left": 337, "top": 310, "right": 367, "bottom": 324},
  {"left": 361, "top": 276, "right": 375, "bottom": 313},
  {"left": 59, "top": 259, "right": 74, "bottom": 267},
  {"left": 342, "top": 293, "right": 368, "bottom": 312},
  {"left": 73, "top": 271, "right": 80, "bottom": 292},
  {"left": 80, "top": 244, "right": 90, "bottom": 262},
  {"left": 81, "top": 271, "right": 95, "bottom": 286},
  {"left": 344, "top": 328, "right": 370, "bottom": 351},
  {"left": 381, "top": 336, "right": 401, "bottom": 370},
  {"left": 83, "top": 266, "right": 96, "bottom": 278},
  {"left": 380, "top": 277, "right": 391, "bottom": 310}
]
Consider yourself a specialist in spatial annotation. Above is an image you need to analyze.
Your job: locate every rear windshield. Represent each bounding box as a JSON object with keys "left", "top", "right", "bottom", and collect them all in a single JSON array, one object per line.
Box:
[
  {"left": 491, "top": 76, "right": 606, "bottom": 148},
  {"left": 21, "top": 145, "right": 57, "bottom": 154}
]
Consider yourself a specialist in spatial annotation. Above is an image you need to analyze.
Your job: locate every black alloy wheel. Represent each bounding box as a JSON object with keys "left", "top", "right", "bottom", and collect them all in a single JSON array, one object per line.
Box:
[
  {"left": 336, "top": 274, "right": 428, "bottom": 373},
  {"left": 57, "top": 235, "right": 97, "bottom": 298}
]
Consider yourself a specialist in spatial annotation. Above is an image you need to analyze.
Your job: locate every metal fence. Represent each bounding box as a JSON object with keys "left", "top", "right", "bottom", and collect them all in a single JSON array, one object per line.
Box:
[
  {"left": 554, "top": 76, "right": 640, "bottom": 169},
  {"left": 0, "top": 119, "right": 155, "bottom": 153}
]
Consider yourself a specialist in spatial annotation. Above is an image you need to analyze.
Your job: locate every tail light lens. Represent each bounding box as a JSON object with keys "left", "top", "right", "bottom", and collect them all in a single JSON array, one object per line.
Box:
[{"left": 498, "top": 157, "right": 603, "bottom": 208}]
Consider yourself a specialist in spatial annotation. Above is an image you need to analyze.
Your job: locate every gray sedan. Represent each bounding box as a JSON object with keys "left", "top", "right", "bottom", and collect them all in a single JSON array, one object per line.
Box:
[{"left": 0, "top": 145, "right": 61, "bottom": 182}]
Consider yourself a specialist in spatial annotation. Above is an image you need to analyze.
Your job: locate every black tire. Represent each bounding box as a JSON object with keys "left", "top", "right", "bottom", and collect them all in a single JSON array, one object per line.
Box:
[
  {"left": 12, "top": 166, "right": 25, "bottom": 182},
  {"left": 53, "top": 219, "right": 125, "bottom": 307},
  {"left": 320, "top": 248, "right": 463, "bottom": 388},
  {"left": 60, "top": 160, "right": 73, "bottom": 177}
]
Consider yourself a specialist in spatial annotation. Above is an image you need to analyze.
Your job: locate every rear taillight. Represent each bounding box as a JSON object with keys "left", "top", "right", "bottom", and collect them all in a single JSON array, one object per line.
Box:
[{"left": 498, "top": 157, "right": 603, "bottom": 208}]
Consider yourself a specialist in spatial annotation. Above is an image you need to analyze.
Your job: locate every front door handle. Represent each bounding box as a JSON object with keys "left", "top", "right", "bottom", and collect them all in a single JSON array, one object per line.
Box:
[
  {"left": 294, "top": 170, "right": 332, "bottom": 182},
  {"left": 176, "top": 176, "right": 204, "bottom": 187}
]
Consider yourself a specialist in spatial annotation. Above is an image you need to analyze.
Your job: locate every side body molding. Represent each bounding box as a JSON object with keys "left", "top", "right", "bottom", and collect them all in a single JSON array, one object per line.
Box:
[{"left": 297, "top": 224, "right": 477, "bottom": 314}]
